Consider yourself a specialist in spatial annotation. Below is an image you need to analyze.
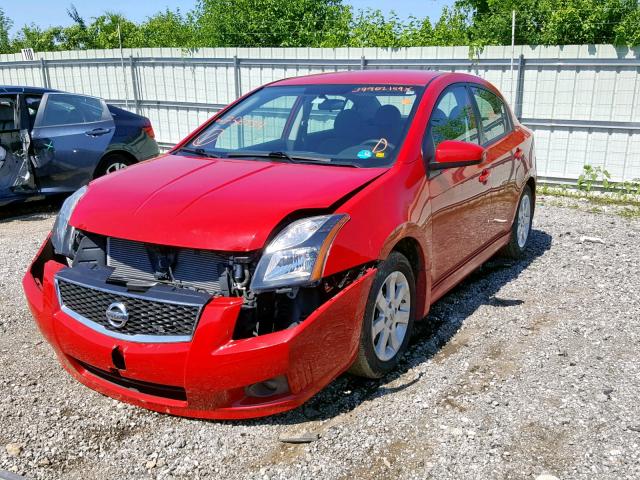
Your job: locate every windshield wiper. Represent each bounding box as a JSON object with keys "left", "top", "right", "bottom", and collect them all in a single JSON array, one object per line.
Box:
[
  {"left": 177, "top": 147, "right": 219, "bottom": 158},
  {"left": 226, "top": 151, "right": 359, "bottom": 167},
  {"left": 226, "top": 151, "right": 295, "bottom": 162}
]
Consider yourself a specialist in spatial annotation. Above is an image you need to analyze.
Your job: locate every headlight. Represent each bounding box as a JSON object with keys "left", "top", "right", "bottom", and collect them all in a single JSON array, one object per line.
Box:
[
  {"left": 51, "top": 186, "right": 87, "bottom": 259},
  {"left": 250, "top": 214, "right": 349, "bottom": 292}
]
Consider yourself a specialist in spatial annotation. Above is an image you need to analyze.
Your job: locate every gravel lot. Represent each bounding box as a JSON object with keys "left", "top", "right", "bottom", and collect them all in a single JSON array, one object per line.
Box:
[{"left": 1, "top": 197, "right": 639, "bottom": 480}]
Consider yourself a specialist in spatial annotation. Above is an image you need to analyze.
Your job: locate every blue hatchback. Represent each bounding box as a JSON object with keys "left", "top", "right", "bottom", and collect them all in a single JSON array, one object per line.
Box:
[{"left": 0, "top": 86, "right": 159, "bottom": 206}]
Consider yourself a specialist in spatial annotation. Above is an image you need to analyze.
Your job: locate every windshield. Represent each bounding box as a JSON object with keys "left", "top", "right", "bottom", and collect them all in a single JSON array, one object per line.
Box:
[{"left": 182, "top": 84, "right": 424, "bottom": 168}]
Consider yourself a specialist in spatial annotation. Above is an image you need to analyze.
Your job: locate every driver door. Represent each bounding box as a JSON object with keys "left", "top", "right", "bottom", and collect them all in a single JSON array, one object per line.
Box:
[
  {"left": 31, "top": 92, "right": 115, "bottom": 192},
  {"left": 425, "top": 85, "right": 495, "bottom": 284}
]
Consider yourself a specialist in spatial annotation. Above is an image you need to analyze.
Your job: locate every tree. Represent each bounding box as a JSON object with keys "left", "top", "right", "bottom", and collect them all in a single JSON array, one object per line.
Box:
[
  {"left": 2, "top": 0, "right": 640, "bottom": 53},
  {"left": 193, "top": 0, "right": 350, "bottom": 47},
  {"left": 455, "top": 0, "right": 640, "bottom": 46},
  {"left": 0, "top": 7, "right": 12, "bottom": 54},
  {"left": 138, "top": 9, "right": 195, "bottom": 48}
]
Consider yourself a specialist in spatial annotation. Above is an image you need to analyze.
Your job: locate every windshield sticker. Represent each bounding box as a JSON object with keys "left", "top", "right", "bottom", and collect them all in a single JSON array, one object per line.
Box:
[
  {"left": 375, "top": 152, "right": 385, "bottom": 158},
  {"left": 351, "top": 86, "right": 416, "bottom": 95},
  {"left": 357, "top": 149, "right": 373, "bottom": 160}
]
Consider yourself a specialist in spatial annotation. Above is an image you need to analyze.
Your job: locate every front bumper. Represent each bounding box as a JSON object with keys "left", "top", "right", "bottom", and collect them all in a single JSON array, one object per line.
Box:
[{"left": 22, "top": 238, "right": 375, "bottom": 420}]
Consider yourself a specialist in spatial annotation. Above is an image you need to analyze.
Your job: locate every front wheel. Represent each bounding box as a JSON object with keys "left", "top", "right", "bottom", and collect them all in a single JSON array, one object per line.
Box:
[
  {"left": 349, "top": 252, "right": 416, "bottom": 379},
  {"left": 501, "top": 185, "right": 533, "bottom": 259}
]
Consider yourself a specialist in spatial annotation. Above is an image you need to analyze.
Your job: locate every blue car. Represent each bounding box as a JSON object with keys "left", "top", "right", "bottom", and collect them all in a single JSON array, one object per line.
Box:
[{"left": 0, "top": 86, "right": 159, "bottom": 206}]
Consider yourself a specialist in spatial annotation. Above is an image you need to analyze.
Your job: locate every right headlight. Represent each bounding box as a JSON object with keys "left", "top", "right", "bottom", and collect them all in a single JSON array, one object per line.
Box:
[
  {"left": 249, "top": 214, "right": 349, "bottom": 292},
  {"left": 51, "top": 186, "right": 87, "bottom": 259}
]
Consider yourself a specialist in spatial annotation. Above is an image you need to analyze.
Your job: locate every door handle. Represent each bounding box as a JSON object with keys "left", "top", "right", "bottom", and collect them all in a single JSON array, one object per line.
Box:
[
  {"left": 479, "top": 168, "right": 490, "bottom": 184},
  {"left": 85, "top": 127, "right": 111, "bottom": 136}
]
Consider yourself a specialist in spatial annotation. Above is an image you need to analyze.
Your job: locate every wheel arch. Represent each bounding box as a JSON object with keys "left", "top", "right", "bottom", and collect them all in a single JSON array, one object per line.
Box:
[
  {"left": 388, "top": 235, "right": 429, "bottom": 320},
  {"left": 93, "top": 150, "right": 138, "bottom": 179},
  {"left": 526, "top": 176, "right": 536, "bottom": 214}
]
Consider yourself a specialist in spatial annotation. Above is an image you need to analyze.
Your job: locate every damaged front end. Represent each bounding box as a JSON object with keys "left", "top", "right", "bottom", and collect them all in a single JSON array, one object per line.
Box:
[
  {"left": 24, "top": 201, "right": 377, "bottom": 418},
  {"left": 58, "top": 212, "right": 372, "bottom": 340}
]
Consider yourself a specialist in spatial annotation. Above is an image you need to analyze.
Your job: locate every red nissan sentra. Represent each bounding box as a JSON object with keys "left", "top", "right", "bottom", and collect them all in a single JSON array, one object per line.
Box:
[{"left": 23, "top": 70, "right": 535, "bottom": 419}]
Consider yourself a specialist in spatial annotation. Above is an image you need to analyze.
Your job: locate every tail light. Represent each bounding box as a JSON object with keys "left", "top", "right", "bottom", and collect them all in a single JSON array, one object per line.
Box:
[{"left": 142, "top": 125, "right": 155, "bottom": 139}]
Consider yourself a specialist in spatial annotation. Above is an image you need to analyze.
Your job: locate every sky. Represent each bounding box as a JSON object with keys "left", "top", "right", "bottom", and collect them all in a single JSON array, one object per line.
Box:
[{"left": 3, "top": 0, "right": 456, "bottom": 35}]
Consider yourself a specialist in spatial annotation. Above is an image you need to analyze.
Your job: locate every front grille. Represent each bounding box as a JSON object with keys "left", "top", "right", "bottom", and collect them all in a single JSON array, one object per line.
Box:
[
  {"left": 77, "top": 359, "right": 187, "bottom": 401},
  {"left": 57, "top": 279, "right": 201, "bottom": 339},
  {"left": 106, "top": 237, "right": 227, "bottom": 294}
]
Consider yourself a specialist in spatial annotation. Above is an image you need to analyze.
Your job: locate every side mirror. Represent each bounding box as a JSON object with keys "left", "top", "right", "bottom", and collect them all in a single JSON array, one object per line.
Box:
[{"left": 431, "top": 140, "right": 485, "bottom": 170}]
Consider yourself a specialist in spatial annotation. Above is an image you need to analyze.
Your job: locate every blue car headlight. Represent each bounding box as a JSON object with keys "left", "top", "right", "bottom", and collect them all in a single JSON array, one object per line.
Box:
[
  {"left": 250, "top": 214, "right": 349, "bottom": 292},
  {"left": 51, "top": 186, "right": 87, "bottom": 259}
]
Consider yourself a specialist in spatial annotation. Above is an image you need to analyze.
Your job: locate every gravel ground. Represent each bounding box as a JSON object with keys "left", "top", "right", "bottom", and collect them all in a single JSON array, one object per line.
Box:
[{"left": 1, "top": 197, "right": 639, "bottom": 480}]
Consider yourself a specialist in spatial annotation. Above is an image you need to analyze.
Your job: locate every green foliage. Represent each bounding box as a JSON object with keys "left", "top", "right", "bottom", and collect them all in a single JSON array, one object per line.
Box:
[
  {"left": 0, "top": 7, "right": 11, "bottom": 54},
  {"left": 1, "top": 0, "right": 640, "bottom": 53},
  {"left": 193, "top": 0, "right": 350, "bottom": 48},
  {"left": 456, "top": 0, "right": 640, "bottom": 46}
]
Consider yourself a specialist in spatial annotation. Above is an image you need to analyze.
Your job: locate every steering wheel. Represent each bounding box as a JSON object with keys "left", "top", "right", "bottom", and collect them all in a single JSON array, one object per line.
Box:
[{"left": 359, "top": 138, "right": 396, "bottom": 152}]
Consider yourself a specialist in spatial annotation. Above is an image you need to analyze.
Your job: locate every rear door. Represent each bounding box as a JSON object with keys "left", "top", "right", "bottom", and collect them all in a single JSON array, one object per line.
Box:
[
  {"left": 469, "top": 86, "right": 522, "bottom": 236},
  {"left": 31, "top": 93, "right": 115, "bottom": 192},
  {"left": 425, "top": 84, "right": 495, "bottom": 283}
]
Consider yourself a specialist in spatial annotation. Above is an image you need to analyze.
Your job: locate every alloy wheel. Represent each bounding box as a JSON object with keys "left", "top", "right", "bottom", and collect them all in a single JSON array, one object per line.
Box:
[
  {"left": 372, "top": 271, "right": 411, "bottom": 362},
  {"left": 105, "top": 162, "right": 128, "bottom": 174},
  {"left": 517, "top": 192, "right": 531, "bottom": 248}
]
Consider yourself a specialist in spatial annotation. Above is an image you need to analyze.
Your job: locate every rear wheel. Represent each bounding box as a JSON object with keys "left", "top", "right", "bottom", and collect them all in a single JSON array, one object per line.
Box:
[
  {"left": 349, "top": 252, "right": 416, "bottom": 379},
  {"left": 95, "top": 153, "right": 133, "bottom": 177},
  {"left": 501, "top": 185, "right": 533, "bottom": 258}
]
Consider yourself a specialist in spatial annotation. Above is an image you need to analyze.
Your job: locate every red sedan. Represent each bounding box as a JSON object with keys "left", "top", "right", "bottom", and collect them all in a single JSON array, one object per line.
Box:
[{"left": 23, "top": 70, "right": 535, "bottom": 419}]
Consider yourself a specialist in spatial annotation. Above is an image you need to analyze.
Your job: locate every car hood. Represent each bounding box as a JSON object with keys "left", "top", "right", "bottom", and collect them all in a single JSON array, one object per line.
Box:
[{"left": 71, "top": 154, "right": 386, "bottom": 251}]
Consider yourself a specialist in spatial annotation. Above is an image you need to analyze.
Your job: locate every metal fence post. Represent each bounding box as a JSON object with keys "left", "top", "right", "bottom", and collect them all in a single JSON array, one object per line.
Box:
[
  {"left": 514, "top": 54, "right": 525, "bottom": 120},
  {"left": 39, "top": 58, "right": 50, "bottom": 88},
  {"left": 129, "top": 55, "right": 139, "bottom": 114},
  {"left": 233, "top": 55, "right": 241, "bottom": 99},
  {"left": 360, "top": 55, "right": 367, "bottom": 70}
]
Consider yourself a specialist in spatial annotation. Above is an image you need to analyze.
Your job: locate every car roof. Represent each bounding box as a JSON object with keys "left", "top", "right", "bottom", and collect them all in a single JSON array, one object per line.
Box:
[
  {"left": 272, "top": 69, "right": 442, "bottom": 87},
  {"left": 0, "top": 86, "right": 60, "bottom": 95}
]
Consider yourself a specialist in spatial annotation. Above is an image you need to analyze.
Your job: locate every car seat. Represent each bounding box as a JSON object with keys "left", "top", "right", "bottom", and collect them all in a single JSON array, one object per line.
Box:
[
  {"left": 316, "top": 109, "right": 364, "bottom": 154},
  {"left": 371, "top": 105, "right": 403, "bottom": 145}
]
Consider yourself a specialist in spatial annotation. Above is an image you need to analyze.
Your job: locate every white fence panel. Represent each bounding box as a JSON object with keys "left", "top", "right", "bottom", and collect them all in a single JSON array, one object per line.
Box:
[{"left": 1, "top": 45, "right": 639, "bottom": 182}]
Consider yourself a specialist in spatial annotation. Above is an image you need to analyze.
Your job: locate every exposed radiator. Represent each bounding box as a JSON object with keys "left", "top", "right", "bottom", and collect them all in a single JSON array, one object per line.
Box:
[{"left": 106, "top": 237, "right": 227, "bottom": 294}]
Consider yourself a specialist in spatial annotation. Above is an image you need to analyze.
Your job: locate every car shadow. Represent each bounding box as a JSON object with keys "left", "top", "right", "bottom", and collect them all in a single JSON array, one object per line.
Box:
[
  {"left": 232, "top": 228, "right": 552, "bottom": 428},
  {"left": 0, "top": 196, "right": 64, "bottom": 222}
]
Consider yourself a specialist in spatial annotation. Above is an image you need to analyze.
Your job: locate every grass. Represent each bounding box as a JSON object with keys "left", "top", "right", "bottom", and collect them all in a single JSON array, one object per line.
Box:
[{"left": 539, "top": 166, "right": 640, "bottom": 219}]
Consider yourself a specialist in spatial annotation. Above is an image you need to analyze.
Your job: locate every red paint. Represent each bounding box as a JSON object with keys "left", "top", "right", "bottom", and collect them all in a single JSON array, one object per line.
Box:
[{"left": 23, "top": 71, "right": 535, "bottom": 419}]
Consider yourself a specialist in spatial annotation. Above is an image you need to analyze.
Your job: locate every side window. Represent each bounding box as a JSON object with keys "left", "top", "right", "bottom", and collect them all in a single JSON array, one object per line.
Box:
[
  {"left": 428, "top": 86, "right": 479, "bottom": 149},
  {"left": 470, "top": 87, "right": 509, "bottom": 144},
  {"left": 214, "top": 95, "right": 298, "bottom": 150},
  {"left": 39, "top": 94, "right": 106, "bottom": 127}
]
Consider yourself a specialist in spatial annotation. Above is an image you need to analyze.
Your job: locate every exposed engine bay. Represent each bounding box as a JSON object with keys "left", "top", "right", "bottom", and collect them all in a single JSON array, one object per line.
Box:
[{"left": 67, "top": 230, "right": 372, "bottom": 339}]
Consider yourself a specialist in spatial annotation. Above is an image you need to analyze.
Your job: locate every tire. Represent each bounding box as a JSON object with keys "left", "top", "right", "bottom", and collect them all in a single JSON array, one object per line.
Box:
[
  {"left": 349, "top": 251, "right": 416, "bottom": 379},
  {"left": 501, "top": 185, "right": 534, "bottom": 259},
  {"left": 95, "top": 153, "right": 133, "bottom": 178}
]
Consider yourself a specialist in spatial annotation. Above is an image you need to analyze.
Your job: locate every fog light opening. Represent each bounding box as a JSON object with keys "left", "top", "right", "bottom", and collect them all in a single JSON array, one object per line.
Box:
[{"left": 245, "top": 375, "right": 290, "bottom": 398}]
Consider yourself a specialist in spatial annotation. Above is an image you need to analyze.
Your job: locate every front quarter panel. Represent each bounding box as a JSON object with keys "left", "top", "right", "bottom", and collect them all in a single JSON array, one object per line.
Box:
[{"left": 325, "top": 159, "right": 432, "bottom": 317}]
